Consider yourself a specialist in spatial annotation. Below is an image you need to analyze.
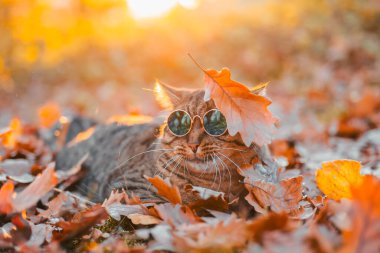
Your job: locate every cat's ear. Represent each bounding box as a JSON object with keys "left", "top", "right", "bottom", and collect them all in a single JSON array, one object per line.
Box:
[
  {"left": 250, "top": 82, "right": 269, "bottom": 96},
  {"left": 154, "top": 81, "right": 187, "bottom": 109}
]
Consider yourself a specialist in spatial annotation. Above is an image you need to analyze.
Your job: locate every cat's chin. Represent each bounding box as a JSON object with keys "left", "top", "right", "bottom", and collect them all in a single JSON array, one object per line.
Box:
[{"left": 181, "top": 158, "right": 218, "bottom": 173}]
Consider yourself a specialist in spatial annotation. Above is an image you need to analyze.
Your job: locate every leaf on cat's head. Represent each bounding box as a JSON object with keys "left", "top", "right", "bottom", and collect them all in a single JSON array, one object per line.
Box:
[
  {"left": 154, "top": 81, "right": 189, "bottom": 110},
  {"left": 202, "top": 67, "right": 277, "bottom": 146}
]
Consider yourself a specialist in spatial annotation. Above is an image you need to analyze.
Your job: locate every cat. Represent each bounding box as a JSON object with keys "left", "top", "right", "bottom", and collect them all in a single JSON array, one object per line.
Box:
[{"left": 56, "top": 83, "right": 274, "bottom": 204}]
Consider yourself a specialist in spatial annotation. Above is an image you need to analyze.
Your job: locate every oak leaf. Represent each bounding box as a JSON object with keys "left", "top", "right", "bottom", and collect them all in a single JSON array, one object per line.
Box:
[
  {"left": 53, "top": 204, "right": 108, "bottom": 242},
  {"left": 203, "top": 67, "right": 277, "bottom": 146},
  {"left": 244, "top": 175, "right": 304, "bottom": 214},
  {"left": 171, "top": 215, "right": 249, "bottom": 252},
  {"left": 145, "top": 175, "right": 182, "bottom": 205},
  {"left": 316, "top": 160, "right": 363, "bottom": 201}
]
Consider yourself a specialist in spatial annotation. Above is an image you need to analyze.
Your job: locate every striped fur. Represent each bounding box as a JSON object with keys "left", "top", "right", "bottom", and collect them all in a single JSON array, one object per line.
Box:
[{"left": 56, "top": 89, "right": 272, "bottom": 203}]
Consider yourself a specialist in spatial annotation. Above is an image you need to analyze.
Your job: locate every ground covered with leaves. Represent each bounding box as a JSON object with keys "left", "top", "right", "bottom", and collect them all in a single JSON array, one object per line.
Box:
[
  {"left": 1, "top": 66, "right": 380, "bottom": 253},
  {"left": 1, "top": 1, "right": 380, "bottom": 252}
]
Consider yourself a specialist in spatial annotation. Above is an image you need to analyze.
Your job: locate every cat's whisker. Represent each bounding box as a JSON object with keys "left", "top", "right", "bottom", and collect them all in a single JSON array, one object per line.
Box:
[
  {"left": 148, "top": 155, "right": 181, "bottom": 191},
  {"left": 199, "top": 154, "right": 210, "bottom": 178},
  {"left": 149, "top": 141, "right": 165, "bottom": 146},
  {"left": 215, "top": 152, "right": 232, "bottom": 195},
  {"left": 215, "top": 147, "right": 249, "bottom": 162},
  {"left": 153, "top": 151, "right": 175, "bottom": 177},
  {"left": 163, "top": 155, "right": 181, "bottom": 172},
  {"left": 115, "top": 148, "right": 174, "bottom": 170},
  {"left": 212, "top": 152, "right": 223, "bottom": 192},
  {"left": 183, "top": 159, "right": 190, "bottom": 176},
  {"left": 210, "top": 154, "right": 219, "bottom": 189},
  {"left": 115, "top": 148, "right": 174, "bottom": 196},
  {"left": 216, "top": 152, "right": 243, "bottom": 172},
  {"left": 169, "top": 157, "right": 183, "bottom": 178}
]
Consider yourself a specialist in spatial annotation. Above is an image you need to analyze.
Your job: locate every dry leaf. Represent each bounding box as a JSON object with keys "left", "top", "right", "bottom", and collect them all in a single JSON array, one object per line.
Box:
[
  {"left": 145, "top": 175, "right": 182, "bottom": 205},
  {"left": 37, "top": 193, "right": 69, "bottom": 219},
  {"left": 203, "top": 67, "right": 277, "bottom": 146},
  {"left": 244, "top": 176, "right": 304, "bottom": 214},
  {"left": 0, "top": 181, "right": 15, "bottom": 214},
  {"left": 171, "top": 215, "right": 249, "bottom": 252},
  {"left": 339, "top": 175, "right": 380, "bottom": 253},
  {"left": 53, "top": 204, "right": 108, "bottom": 242},
  {"left": 38, "top": 102, "right": 61, "bottom": 128},
  {"left": 185, "top": 185, "right": 228, "bottom": 212},
  {"left": 127, "top": 213, "right": 161, "bottom": 225},
  {"left": 13, "top": 166, "right": 58, "bottom": 212},
  {"left": 1, "top": 118, "right": 22, "bottom": 148},
  {"left": 247, "top": 212, "right": 296, "bottom": 244},
  {"left": 316, "top": 160, "right": 363, "bottom": 201}
]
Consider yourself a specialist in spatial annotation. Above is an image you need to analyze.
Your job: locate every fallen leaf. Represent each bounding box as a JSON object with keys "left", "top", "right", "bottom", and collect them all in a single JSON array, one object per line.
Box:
[
  {"left": 316, "top": 160, "right": 363, "bottom": 201},
  {"left": 37, "top": 193, "right": 69, "bottom": 219},
  {"left": 244, "top": 176, "right": 304, "bottom": 214},
  {"left": 155, "top": 203, "right": 199, "bottom": 226},
  {"left": 10, "top": 214, "right": 32, "bottom": 244},
  {"left": 171, "top": 215, "right": 249, "bottom": 252},
  {"left": 53, "top": 204, "right": 108, "bottom": 242},
  {"left": 339, "top": 175, "right": 380, "bottom": 253},
  {"left": 145, "top": 175, "right": 182, "bottom": 205},
  {"left": 185, "top": 185, "right": 228, "bottom": 212},
  {"left": 38, "top": 102, "right": 61, "bottom": 128},
  {"left": 127, "top": 213, "right": 161, "bottom": 225},
  {"left": 0, "top": 181, "right": 14, "bottom": 214},
  {"left": 247, "top": 212, "right": 296, "bottom": 244},
  {"left": 0, "top": 159, "right": 34, "bottom": 183},
  {"left": 203, "top": 67, "right": 277, "bottom": 146},
  {"left": 104, "top": 203, "right": 145, "bottom": 221},
  {"left": 68, "top": 127, "right": 95, "bottom": 145},
  {"left": 1, "top": 118, "right": 22, "bottom": 148},
  {"left": 26, "top": 223, "right": 54, "bottom": 247},
  {"left": 13, "top": 166, "right": 58, "bottom": 212}
]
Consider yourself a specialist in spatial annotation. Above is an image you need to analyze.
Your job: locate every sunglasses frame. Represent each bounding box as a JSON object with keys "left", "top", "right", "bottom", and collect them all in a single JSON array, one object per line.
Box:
[{"left": 166, "top": 108, "right": 228, "bottom": 137}]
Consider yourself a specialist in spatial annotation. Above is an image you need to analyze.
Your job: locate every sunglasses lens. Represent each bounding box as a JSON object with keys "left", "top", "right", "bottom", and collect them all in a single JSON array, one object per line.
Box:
[
  {"left": 203, "top": 109, "right": 227, "bottom": 136},
  {"left": 167, "top": 110, "right": 191, "bottom": 136}
]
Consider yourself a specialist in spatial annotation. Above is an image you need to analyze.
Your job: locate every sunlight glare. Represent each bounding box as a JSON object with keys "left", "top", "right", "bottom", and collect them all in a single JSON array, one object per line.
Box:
[{"left": 126, "top": 0, "right": 198, "bottom": 19}]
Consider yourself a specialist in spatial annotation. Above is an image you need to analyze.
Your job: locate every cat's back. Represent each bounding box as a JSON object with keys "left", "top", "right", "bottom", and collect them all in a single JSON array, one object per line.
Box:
[{"left": 56, "top": 121, "right": 160, "bottom": 201}]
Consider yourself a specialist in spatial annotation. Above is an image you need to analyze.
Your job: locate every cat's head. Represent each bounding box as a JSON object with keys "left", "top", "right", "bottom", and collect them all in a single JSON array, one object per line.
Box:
[{"left": 156, "top": 82, "right": 262, "bottom": 174}]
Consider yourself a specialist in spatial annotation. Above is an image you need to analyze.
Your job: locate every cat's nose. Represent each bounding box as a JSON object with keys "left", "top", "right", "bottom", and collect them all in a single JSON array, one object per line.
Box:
[{"left": 188, "top": 144, "right": 199, "bottom": 153}]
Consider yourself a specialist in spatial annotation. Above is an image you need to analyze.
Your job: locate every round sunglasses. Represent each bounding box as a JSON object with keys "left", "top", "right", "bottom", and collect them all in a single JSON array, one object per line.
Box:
[{"left": 167, "top": 109, "right": 228, "bottom": 137}]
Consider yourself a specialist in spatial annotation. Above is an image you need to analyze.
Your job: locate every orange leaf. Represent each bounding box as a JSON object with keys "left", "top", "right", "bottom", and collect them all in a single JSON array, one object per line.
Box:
[
  {"left": 203, "top": 67, "right": 277, "bottom": 146},
  {"left": 316, "top": 160, "right": 363, "bottom": 201},
  {"left": 1, "top": 118, "right": 22, "bottom": 148},
  {"left": 145, "top": 175, "right": 182, "bottom": 205},
  {"left": 69, "top": 127, "right": 95, "bottom": 145},
  {"left": 0, "top": 181, "right": 15, "bottom": 214},
  {"left": 38, "top": 102, "right": 61, "bottom": 128},
  {"left": 339, "top": 175, "right": 380, "bottom": 253}
]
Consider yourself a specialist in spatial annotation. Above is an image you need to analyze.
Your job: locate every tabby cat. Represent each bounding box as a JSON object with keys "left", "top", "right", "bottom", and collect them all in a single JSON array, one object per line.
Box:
[{"left": 56, "top": 84, "right": 274, "bottom": 203}]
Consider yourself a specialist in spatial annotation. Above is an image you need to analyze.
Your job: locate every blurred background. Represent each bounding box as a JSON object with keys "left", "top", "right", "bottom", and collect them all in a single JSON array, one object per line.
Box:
[{"left": 0, "top": 0, "right": 380, "bottom": 132}]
